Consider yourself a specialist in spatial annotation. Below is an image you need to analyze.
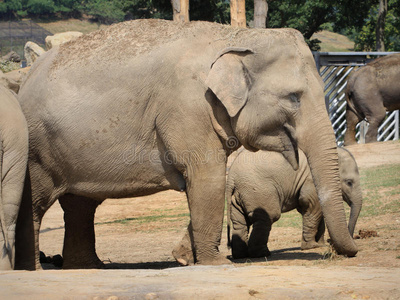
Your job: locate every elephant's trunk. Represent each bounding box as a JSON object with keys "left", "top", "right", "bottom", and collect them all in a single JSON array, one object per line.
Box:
[
  {"left": 347, "top": 194, "right": 362, "bottom": 237},
  {"left": 299, "top": 102, "right": 358, "bottom": 257}
]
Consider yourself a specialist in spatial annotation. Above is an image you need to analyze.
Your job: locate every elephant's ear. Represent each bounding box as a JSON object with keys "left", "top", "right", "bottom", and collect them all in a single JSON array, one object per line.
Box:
[{"left": 206, "top": 48, "right": 254, "bottom": 117}]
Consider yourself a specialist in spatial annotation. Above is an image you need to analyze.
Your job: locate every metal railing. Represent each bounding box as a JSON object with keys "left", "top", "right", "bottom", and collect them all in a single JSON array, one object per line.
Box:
[
  {"left": 313, "top": 52, "right": 400, "bottom": 146},
  {"left": 0, "top": 21, "right": 52, "bottom": 60}
]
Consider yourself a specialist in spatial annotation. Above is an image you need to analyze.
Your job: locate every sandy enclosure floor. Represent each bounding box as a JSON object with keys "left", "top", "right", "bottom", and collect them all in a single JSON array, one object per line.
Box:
[{"left": 1, "top": 141, "right": 399, "bottom": 299}]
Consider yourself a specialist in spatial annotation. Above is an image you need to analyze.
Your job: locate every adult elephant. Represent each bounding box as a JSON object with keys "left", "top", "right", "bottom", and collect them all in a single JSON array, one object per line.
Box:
[
  {"left": 225, "top": 147, "right": 362, "bottom": 259},
  {"left": 0, "top": 85, "right": 29, "bottom": 269},
  {"left": 344, "top": 53, "right": 400, "bottom": 145},
  {"left": 16, "top": 19, "right": 357, "bottom": 270}
]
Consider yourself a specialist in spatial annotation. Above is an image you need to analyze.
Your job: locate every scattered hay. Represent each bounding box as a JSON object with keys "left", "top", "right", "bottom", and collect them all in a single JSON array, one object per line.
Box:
[{"left": 322, "top": 242, "right": 339, "bottom": 261}]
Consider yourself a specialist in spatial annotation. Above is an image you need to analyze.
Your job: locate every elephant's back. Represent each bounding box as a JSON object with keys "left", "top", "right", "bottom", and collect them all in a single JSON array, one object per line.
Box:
[
  {"left": 51, "top": 19, "right": 230, "bottom": 73},
  {"left": 0, "top": 85, "right": 28, "bottom": 149},
  {"left": 0, "top": 85, "right": 26, "bottom": 125},
  {"left": 230, "top": 150, "right": 293, "bottom": 180}
]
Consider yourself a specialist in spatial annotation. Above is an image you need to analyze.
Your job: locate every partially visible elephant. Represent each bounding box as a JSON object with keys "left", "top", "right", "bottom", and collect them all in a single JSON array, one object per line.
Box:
[
  {"left": 226, "top": 147, "right": 362, "bottom": 259},
  {"left": 16, "top": 19, "right": 357, "bottom": 270},
  {"left": 344, "top": 53, "right": 400, "bottom": 145},
  {"left": 0, "top": 85, "right": 29, "bottom": 269}
]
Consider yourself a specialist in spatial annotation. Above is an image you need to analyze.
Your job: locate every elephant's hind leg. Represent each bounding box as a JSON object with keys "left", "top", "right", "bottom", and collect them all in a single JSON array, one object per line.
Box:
[
  {"left": 365, "top": 105, "right": 387, "bottom": 143},
  {"left": 15, "top": 172, "right": 54, "bottom": 270},
  {"left": 230, "top": 197, "right": 250, "bottom": 259},
  {"left": 59, "top": 194, "right": 103, "bottom": 269},
  {"left": 344, "top": 106, "right": 362, "bottom": 146},
  {"left": 247, "top": 207, "right": 276, "bottom": 258}
]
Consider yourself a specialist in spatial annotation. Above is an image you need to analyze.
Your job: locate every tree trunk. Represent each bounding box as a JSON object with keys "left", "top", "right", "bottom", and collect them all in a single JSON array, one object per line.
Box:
[
  {"left": 171, "top": 0, "right": 190, "bottom": 23},
  {"left": 376, "top": 0, "right": 387, "bottom": 51},
  {"left": 230, "top": 0, "right": 247, "bottom": 28},
  {"left": 254, "top": 0, "right": 268, "bottom": 28}
]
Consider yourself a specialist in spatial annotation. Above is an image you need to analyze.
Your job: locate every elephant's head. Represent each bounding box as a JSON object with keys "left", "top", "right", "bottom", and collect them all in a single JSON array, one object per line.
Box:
[
  {"left": 338, "top": 147, "right": 363, "bottom": 237},
  {"left": 206, "top": 28, "right": 358, "bottom": 256}
]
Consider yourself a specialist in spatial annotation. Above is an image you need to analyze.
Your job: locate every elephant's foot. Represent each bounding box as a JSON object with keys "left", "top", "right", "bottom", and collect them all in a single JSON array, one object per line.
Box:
[
  {"left": 248, "top": 245, "right": 271, "bottom": 258},
  {"left": 231, "top": 235, "right": 249, "bottom": 259},
  {"left": 301, "top": 240, "right": 321, "bottom": 250},
  {"left": 195, "top": 253, "right": 231, "bottom": 265},
  {"left": 172, "top": 243, "right": 194, "bottom": 266},
  {"left": 62, "top": 254, "right": 104, "bottom": 269}
]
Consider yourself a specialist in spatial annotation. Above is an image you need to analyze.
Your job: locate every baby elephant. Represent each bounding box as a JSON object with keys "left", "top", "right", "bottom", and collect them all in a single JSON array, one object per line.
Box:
[{"left": 227, "top": 147, "right": 362, "bottom": 259}]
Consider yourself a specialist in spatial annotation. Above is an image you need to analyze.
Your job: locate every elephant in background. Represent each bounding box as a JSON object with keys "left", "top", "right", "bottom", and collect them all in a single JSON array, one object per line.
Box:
[
  {"left": 344, "top": 53, "right": 400, "bottom": 145},
  {"left": 0, "top": 84, "right": 29, "bottom": 269},
  {"left": 16, "top": 19, "right": 357, "bottom": 270},
  {"left": 226, "top": 147, "right": 362, "bottom": 259}
]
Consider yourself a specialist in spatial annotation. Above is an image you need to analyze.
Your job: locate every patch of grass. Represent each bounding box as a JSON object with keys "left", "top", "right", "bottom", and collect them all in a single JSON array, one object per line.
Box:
[
  {"left": 311, "top": 30, "right": 354, "bottom": 52},
  {"left": 359, "top": 164, "right": 400, "bottom": 218},
  {"left": 274, "top": 210, "right": 302, "bottom": 229},
  {"left": 35, "top": 18, "right": 108, "bottom": 35},
  {"left": 96, "top": 212, "right": 190, "bottom": 226},
  {"left": 361, "top": 165, "right": 400, "bottom": 189}
]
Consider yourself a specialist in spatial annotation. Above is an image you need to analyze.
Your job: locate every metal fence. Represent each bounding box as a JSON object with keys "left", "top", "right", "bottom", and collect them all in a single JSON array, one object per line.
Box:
[
  {"left": 0, "top": 21, "right": 52, "bottom": 60},
  {"left": 314, "top": 52, "right": 400, "bottom": 146}
]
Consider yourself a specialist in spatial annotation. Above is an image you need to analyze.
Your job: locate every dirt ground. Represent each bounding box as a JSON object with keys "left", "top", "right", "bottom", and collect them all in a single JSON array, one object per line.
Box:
[{"left": 1, "top": 141, "right": 399, "bottom": 299}]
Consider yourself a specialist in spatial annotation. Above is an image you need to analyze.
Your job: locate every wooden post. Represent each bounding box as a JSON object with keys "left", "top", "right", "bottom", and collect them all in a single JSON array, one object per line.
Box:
[
  {"left": 171, "top": 0, "right": 190, "bottom": 23},
  {"left": 376, "top": 0, "right": 387, "bottom": 51},
  {"left": 254, "top": 0, "right": 267, "bottom": 28},
  {"left": 230, "top": 0, "right": 246, "bottom": 28}
]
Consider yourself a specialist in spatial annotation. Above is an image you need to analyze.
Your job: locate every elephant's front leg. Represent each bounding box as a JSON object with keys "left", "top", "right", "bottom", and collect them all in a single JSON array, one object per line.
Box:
[
  {"left": 59, "top": 195, "right": 104, "bottom": 269},
  {"left": 299, "top": 193, "right": 324, "bottom": 250},
  {"left": 172, "top": 222, "right": 195, "bottom": 266},
  {"left": 185, "top": 163, "right": 229, "bottom": 265}
]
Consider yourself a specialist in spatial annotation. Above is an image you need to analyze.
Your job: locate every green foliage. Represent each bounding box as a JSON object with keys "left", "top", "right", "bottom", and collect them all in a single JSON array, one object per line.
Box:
[
  {"left": 245, "top": 0, "right": 376, "bottom": 50},
  {"left": 26, "top": 0, "right": 55, "bottom": 15},
  {"left": 354, "top": 0, "right": 400, "bottom": 51},
  {"left": 190, "top": 0, "right": 230, "bottom": 24},
  {"left": 84, "top": 0, "right": 125, "bottom": 24},
  {"left": 121, "top": 0, "right": 172, "bottom": 20},
  {"left": 0, "top": 60, "right": 20, "bottom": 73}
]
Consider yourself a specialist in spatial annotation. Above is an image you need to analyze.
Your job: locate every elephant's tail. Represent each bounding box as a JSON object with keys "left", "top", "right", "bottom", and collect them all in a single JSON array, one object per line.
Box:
[
  {"left": 225, "top": 179, "right": 235, "bottom": 249},
  {"left": 0, "top": 139, "right": 12, "bottom": 262},
  {"left": 346, "top": 76, "right": 364, "bottom": 121}
]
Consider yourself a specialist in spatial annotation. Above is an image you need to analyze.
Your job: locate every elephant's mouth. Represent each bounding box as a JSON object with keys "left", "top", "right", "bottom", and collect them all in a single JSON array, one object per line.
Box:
[
  {"left": 245, "top": 124, "right": 299, "bottom": 170},
  {"left": 281, "top": 123, "right": 299, "bottom": 170}
]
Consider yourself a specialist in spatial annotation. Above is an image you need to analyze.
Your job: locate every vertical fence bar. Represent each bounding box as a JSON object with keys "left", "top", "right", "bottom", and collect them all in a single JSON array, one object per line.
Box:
[{"left": 395, "top": 111, "right": 399, "bottom": 140}]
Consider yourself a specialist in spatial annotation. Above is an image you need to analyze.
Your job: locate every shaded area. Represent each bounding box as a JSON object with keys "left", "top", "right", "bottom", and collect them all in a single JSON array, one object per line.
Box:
[{"left": 230, "top": 246, "right": 324, "bottom": 264}]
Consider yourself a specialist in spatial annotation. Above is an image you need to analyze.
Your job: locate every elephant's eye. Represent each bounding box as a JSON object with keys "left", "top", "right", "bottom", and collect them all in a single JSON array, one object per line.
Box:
[
  {"left": 289, "top": 93, "right": 300, "bottom": 104},
  {"left": 346, "top": 180, "right": 353, "bottom": 187}
]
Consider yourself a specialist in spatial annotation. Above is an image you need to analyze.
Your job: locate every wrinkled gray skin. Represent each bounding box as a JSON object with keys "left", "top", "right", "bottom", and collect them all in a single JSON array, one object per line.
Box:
[
  {"left": 344, "top": 53, "right": 400, "bottom": 145},
  {"left": 226, "top": 148, "right": 362, "bottom": 259},
  {"left": 0, "top": 85, "right": 28, "bottom": 269},
  {"left": 16, "top": 19, "right": 357, "bottom": 270}
]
